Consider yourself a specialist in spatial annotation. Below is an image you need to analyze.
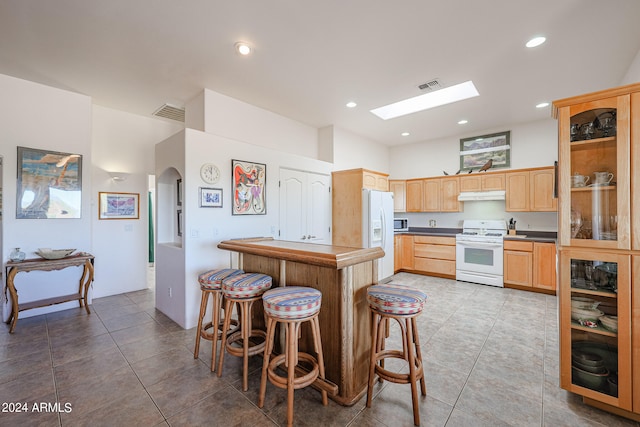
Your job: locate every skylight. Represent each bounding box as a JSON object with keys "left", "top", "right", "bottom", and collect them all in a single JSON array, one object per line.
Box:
[{"left": 370, "top": 81, "right": 479, "bottom": 120}]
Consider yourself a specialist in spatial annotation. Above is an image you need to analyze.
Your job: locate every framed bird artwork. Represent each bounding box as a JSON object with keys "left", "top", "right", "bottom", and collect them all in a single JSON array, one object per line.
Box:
[{"left": 459, "top": 130, "right": 510, "bottom": 172}]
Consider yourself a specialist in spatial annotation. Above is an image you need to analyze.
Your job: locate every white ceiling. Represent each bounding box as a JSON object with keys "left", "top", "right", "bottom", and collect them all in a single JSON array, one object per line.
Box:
[{"left": 1, "top": 0, "right": 639, "bottom": 146}]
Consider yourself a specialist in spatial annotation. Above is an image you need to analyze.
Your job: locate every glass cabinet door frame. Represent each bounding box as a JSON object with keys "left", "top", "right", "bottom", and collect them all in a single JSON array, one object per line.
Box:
[
  {"left": 559, "top": 249, "right": 631, "bottom": 409},
  {"left": 557, "top": 95, "right": 631, "bottom": 250}
]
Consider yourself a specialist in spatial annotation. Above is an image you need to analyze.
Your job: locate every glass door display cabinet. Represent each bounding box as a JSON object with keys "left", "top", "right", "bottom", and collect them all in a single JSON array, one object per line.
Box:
[
  {"left": 554, "top": 83, "right": 640, "bottom": 419},
  {"left": 556, "top": 93, "right": 630, "bottom": 251},
  {"left": 558, "top": 250, "right": 631, "bottom": 410}
]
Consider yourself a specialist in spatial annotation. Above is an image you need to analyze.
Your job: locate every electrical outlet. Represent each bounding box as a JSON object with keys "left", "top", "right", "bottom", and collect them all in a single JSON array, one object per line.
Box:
[{"left": 168, "top": 287, "right": 172, "bottom": 298}]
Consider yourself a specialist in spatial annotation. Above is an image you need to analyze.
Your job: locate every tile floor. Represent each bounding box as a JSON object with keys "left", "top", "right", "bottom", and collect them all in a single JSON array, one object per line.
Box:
[{"left": 1, "top": 271, "right": 638, "bottom": 426}]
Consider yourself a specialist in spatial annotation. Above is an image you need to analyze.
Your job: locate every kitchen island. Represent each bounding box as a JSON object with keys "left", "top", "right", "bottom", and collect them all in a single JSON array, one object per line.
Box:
[{"left": 217, "top": 237, "right": 384, "bottom": 406}]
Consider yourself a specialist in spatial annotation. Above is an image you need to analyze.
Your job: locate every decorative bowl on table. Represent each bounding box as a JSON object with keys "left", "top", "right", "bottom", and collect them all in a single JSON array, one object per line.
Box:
[
  {"left": 36, "top": 248, "right": 76, "bottom": 260},
  {"left": 571, "top": 307, "right": 604, "bottom": 327}
]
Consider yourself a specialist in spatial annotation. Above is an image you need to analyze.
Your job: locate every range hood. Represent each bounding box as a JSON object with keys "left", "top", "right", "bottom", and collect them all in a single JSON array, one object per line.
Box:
[{"left": 457, "top": 190, "right": 506, "bottom": 202}]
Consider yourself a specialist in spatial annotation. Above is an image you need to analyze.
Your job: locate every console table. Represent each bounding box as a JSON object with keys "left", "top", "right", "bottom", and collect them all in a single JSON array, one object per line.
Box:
[{"left": 4, "top": 252, "right": 95, "bottom": 333}]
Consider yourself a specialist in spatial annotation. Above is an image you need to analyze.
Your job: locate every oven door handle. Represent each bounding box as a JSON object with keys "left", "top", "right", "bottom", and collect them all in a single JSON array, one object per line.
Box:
[{"left": 456, "top": 241, "right": 504, "bottom": 249}]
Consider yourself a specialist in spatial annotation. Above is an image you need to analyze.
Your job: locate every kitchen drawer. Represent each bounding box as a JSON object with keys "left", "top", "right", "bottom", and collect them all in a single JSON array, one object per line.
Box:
[
  {"left": 414, "top": 258, "right": 455, "bottom": 276},
  {"left": 414, "top": 243, "right": 455, "bottom": 260},
  {"left": 413, "top": 235, "right": 455, "bottom": 245},
  {"left": 503, "top": 240, "right": 533, "bottom": 251}
]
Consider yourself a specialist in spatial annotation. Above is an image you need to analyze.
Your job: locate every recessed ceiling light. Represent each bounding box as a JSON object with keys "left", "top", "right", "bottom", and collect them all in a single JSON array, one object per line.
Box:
[
  {"left": 235, "top": 42, "right": 252, "bottom": 55},
  {"left": 346, "top": 101, "right": 357, "bottom": 108},
  {"left": 370, "top": 81, "right": 479, "bottom": 120},
  {"left": 458, "top": 119, "right": 468, "bottom": 125},
  {"left": 536, "top": 102, "right": 550, "bottom": 109},
  {"left": 401, "top": 132, "right": 410, "bottom": 136},
  {"left": 526, "top": 36, "right": 546, "bottom": 48}
]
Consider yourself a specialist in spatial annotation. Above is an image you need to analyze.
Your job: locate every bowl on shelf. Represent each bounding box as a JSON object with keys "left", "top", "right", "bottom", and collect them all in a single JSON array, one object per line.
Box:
[
  {"left": 571, "top": 307, "right": 604, "bottom": 327},
  {"left": 572, "top": 341, "right": 618, "bottom": 373},
  {"left": 571, "top": 297, "right": 600, "bottom": 310},
  {"left": 572, "top": 349, "right": 604, "bottom": 367},
  {"left": 599, "top": 315, "right": 618, "bottom": 333},
  {"left": 572, "top": 365, "right": 609, "bottom": 390},
  {"left": 573, "top": 360, "right": 607, "bottom": 374},
  {"left": 35, "top": 248, "right": 76, "bottom": 260}
]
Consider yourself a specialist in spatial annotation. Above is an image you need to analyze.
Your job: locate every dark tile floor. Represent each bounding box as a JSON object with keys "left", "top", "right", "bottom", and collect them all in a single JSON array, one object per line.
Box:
[{"left": 1, "top": 271, "right": 638, "bottom": 426}]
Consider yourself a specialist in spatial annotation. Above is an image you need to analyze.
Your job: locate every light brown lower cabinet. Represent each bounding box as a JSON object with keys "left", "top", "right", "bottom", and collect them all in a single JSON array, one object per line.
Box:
[
  {"left": 504, "top": 240, "right": 556, "bottom": 292},
  {"left": 413, "top": 235, "right": 455, "bottom": 278},
  {"left": 394, "top": 234, "right": 414, "bottom": 272}
]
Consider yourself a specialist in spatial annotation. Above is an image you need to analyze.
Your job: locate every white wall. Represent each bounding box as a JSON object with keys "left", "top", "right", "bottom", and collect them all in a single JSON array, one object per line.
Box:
[
  {"left": 621, "top": 49, "right": 640, "bottom": 85},
  {"left": 389, "top": 119, "right": 557, "bottom": 178},
  {"left": 390, "top": 119, "right": 559, "bottom": 231},
  {"left": 0, "top": 74, "right": 92, "bottom": 319},
  {"left": 328, "top": 126, "right": 391, "bottom": 173},
  {"left": 193, "top": 89, "right": 320, "bottom": 160},
  {"left": 91, "top": 105, "right": 182, "bottom": 298}
]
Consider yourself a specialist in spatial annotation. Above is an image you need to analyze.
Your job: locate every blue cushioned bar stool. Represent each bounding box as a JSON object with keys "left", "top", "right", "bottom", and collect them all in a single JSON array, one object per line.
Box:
[
  {"left": 194, "top": 268, "right": 244, "bottom": 371},
  {"left": 366, "top": 283, "right": 427, "bottom": 426},
  {"left": 217, "top": 272, "right": 273, "bottom": 391},
  {"left": 258, "top": 286, "right": 328, "bottom": 427}
]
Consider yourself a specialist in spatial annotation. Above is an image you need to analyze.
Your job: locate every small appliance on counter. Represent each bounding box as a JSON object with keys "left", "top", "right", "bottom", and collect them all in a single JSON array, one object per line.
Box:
[{"left": 393, "top": 218, "right": 408, "bottom": 232}]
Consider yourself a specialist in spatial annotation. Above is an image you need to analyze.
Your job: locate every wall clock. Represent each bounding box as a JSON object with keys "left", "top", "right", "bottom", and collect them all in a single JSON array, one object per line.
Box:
[{"left": 200, "top": 163, "right": 220, "bottom": 184}]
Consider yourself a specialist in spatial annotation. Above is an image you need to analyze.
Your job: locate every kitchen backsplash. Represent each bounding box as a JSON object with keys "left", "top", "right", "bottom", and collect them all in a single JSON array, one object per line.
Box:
[{"left": 399, "top": 201, "right": 558, "bottom": 232}]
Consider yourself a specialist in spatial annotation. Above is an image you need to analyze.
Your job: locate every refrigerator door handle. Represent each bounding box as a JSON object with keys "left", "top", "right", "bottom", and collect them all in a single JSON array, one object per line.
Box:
[{"left": 380, "top": 207, "right": 386, "bottom": 250}]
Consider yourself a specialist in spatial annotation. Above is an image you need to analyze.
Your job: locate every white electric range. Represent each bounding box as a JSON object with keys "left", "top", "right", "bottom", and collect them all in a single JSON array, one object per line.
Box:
[{"left": 455, "top": 219, "right": 508, "bottom": 287}]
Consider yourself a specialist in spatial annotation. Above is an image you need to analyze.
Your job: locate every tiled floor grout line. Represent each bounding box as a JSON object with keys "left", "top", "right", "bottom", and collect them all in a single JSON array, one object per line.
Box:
[{"left": 44, "top": 316, "right": 64, "bottom": 427}]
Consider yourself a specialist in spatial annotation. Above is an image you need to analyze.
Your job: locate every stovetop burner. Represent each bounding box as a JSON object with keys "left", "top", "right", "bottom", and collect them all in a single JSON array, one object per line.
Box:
[{"left": 456, "top": 219, "right": 508, "bottom": 242}]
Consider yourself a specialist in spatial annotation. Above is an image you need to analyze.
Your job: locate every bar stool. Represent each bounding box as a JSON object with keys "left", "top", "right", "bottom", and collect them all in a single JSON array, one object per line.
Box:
[
  {"left": 258, "top": 286, "right": 327, "bottom": 427},
  {"left": 366, "top": 283, "right": 427, "bottom": 426},
  {"left": 217, "top": 272, "right": 273, "bottom": 391},
  {"left": 194, "top": 268, "right": 244, "bottom": 371}
]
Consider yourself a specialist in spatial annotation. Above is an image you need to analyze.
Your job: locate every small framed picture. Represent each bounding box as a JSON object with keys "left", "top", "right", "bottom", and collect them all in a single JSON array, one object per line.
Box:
[
  {"left": 98, "top": 192, "right": 140, "bottom": 220},
  {"left": 177, "top": 209, "right": 182, "bottom": 236},
  {"left": 200, "top": 187, "right": 223, "bottom": 208}
]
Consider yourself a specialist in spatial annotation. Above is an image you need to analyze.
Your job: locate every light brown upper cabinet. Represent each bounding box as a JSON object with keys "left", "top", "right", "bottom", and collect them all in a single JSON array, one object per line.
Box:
[
  {"left": 389, "top": 180, "right": 406, "bottom": 212},
  {"left": 505, "top": 167, "right": 557, "bottom": 212},
  {"left": 460, "top": 172, "right": 505, "bottom": 192},
  {"left": 406, "top": 177, "right": 460, "bottom": 212}
]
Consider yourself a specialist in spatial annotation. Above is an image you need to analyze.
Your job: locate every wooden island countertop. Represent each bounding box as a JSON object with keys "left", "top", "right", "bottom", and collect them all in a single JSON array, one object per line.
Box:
[{"left": 217, "top": 237, "right": 384, "bottom": 406}]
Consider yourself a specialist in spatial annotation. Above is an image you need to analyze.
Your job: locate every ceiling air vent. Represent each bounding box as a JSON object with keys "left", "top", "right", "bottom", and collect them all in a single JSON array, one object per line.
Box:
[
  {"left": 418, "top": 78, "right": 442, "bottom": 91},
  {"left": 153, "top": 103, "right": 185, "bottom": 122}
]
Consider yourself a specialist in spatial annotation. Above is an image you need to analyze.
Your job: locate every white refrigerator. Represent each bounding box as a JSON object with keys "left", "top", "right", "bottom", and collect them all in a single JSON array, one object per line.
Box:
[{"left": 362, "top": 189, "right": 395, "bottom": 282}]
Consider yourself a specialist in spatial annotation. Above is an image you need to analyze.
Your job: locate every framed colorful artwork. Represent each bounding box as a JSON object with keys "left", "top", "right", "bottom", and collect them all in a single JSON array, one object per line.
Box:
[
  {"left": 98, "top": 192, "right": 140, "bottom": 220},
  {"left": 232, "top": 159, "right": 266, "bottom": 215},
  {"left": 16, "top": 146, "right": 82, "bottom": 219}
]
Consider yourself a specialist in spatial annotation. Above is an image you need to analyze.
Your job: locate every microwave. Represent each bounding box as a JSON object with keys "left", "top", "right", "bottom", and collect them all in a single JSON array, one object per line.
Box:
[{"left": 394, "top": 218, "right": 409, "bottom": 232}]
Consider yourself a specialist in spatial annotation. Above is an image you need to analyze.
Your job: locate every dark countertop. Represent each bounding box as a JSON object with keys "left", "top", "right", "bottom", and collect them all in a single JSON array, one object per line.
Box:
[{"left": 396, "top": 228, "right": 557, "bottom": 243}]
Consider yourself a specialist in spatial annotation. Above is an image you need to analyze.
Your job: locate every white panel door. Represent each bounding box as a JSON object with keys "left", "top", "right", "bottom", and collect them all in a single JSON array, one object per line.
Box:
[
  {"left": 279, "top": 169, "right": 331, "bottom": 243},
  {"left": 306, "top": 172, "right": 331, "bottom": 243}
]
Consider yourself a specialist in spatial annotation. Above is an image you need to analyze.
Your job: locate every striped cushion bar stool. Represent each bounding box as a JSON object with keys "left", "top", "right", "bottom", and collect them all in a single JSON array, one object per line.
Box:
[
  {"left": 258, "top": 286, "right": 328, "bottom": 427},
  {"left": 217, "top": 272, "right": 272, "bottom": 391},
  {"left": 194, "top": 268, "right": 244, "bottom": 371},
  {"left": 366, "top": 283, "right": 428, "bottom": 426}
]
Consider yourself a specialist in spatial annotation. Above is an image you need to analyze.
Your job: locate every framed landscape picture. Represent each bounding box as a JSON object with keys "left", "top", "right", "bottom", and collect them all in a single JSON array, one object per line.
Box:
[
  {"left": 232, "top": 159, "right": 266, "bottom": 215},
  {"left": 98, "top": 192, "right": 139, "bottom": 220},
  {"left": 459, "top": 131, "right": 511, "bottom": 172},
  {"left": 16, "top": 146, "right": 82, "bottom": 219}
]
